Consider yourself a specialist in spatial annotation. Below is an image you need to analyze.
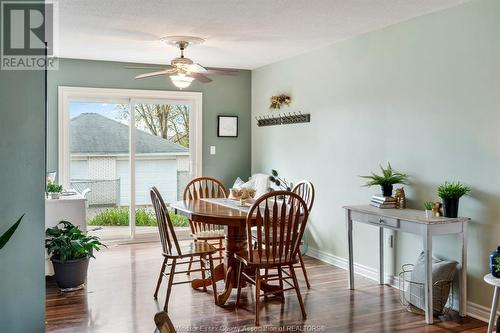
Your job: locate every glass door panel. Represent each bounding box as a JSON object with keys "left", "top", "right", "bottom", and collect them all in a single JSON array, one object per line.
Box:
[
  {"left": 68, "top": 101, "right": 131, "bottom": 241},
  {"left": 132, "top": 102, "right": 191, "bottom": 238}
]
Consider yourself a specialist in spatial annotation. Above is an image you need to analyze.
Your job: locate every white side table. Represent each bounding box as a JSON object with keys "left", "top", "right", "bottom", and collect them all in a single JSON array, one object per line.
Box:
[{"left": 485, "top": 274, "right": 500, "bottom": 333}]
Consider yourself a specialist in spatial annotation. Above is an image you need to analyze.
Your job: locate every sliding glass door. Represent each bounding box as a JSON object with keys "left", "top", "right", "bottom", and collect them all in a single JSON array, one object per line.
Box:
[
  {"left": 131, "top": 100, "right": 192, "bottom": 239},
  {"left": 59, "top": 87, "right": 202, "bottom": 241}
]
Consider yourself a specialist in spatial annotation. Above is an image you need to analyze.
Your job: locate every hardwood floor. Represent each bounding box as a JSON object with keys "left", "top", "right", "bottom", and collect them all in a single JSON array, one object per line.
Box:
[{"left": 46, "top": 242, "right": 487, "bottom": 333}]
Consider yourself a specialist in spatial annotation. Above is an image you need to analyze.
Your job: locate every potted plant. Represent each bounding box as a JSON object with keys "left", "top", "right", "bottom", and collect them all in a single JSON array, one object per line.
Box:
[
  {"left": 46, "top": 182, "right": 63, "bottom": 199},
  {"left": 424, "top": 201, "right": 433, "bottom": 219},
  {"left": 437, "top": 181, "right": 471, "bottom": 218},
  {"left": 361, "top": 162, "right": 409, "bottom": 197},
  {"left": 45, "top": 221, "right": 105, "bottom": 291}
]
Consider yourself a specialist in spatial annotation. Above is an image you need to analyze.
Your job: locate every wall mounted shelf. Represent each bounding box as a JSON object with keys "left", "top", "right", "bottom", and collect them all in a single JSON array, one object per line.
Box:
[{"left": 256, "top": 112, "right": 310, "bottom": 127}]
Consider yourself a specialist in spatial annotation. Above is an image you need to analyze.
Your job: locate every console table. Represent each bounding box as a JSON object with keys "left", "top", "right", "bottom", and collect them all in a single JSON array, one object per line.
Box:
[{"left": 343, "top": 205, "right": 469, "bottom": 324}]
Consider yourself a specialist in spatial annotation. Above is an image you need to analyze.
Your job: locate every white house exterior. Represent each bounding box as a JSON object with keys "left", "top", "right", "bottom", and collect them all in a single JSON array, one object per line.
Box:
[{"left": 69, "top": 113, "right": 189, "bottom": 205}]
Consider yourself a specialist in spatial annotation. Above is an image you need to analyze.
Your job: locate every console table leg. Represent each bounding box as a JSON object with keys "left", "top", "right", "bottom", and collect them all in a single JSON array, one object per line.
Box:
[
  {"left": 379, "top": 227, "right": 384, "bottom": 285},
  {"left": 488, "top": 287, "right": 500, "bottom": 333},
  {"left": 423, "top": 230, "right": 434, "bottom": 324},
  {"left": 459, "top": 223, "right": 468, "bottom": 317},
  {"left": 346, "top": 210, "right": 354, "bottom": 290}
]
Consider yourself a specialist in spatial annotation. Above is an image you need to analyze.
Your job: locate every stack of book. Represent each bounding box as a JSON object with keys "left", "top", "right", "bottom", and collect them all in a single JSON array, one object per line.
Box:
[{"left": 370, "top": 195, "right": 397, "bottom": 209}]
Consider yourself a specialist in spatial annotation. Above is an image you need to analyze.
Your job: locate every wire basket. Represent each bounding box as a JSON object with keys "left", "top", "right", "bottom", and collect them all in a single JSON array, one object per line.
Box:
[{"left": 399, "top": 264, "right": 454, "bottom": 315}]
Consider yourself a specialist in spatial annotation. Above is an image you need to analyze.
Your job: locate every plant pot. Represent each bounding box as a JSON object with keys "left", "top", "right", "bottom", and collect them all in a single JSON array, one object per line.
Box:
[
  {"left": 50, "top": 192, "right": 60, "bottom": 199},
  {"left": 51, "top": 256, "right": 89, "bottom": 291},
  {"left": 381, "top": 184, "right": 393, "bottom": 197},
  {"left": 425, "top": 210, "right": 433, "bottom": 219},
  {"left": 442, "top": 198, "right": 459, "bottom": 218},
  {"left": 490, "top": 246, "right": 500, "bottom": 278}
]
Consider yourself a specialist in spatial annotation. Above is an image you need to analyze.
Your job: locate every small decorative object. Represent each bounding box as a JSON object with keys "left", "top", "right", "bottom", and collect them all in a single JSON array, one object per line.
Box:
[
  {"left": 269, "top": 169, "right": 291, "bottom": 191},
  {"left": 270, "top": 94, "right": 292, "bottom": 109},
  {"left": 231, "top": 188, "right": 255, "bottom": 200},
  {"left": 46, "top": 182, "right": 63, "bottom": 199},
  {"left": 46, "top": 221, "right": 105, "bottom": 291},
  {"left": 217, "top": 115, "right": 238, "bottom": 137},
  {"left": 0, "top": 214, "right": 24, "bottom": 251},
  {"left": 394, "top": 187, "right": 406, "bottom": 209},
  {"left": 432, "top": 202, "right": 443, "bottom": 217},
  {"left": 437, "top": 181, "right": 471, "bottom": 218},
  {"left": 490, "top": 246, "right": 500, "bottom": 278},
  {"left": 360, "top": 162, "right": 409, "bottom": 197},
  {"left": 424, "top": 201, "right": 433, "bottom": 218}
]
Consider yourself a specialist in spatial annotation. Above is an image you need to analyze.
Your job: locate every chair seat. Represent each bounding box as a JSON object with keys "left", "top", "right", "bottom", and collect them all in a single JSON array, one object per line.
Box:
[
  {"left": 192, "top": 230, "right": 225, "bottom": 240},
  {"left": 234, "top": 250, "right": 298, "bottom": 268},
  {"left": 163, "top": 241, "right": 217, "bottom": 259},
  {"left": 251, "top": 228, "right": 304, "bottom": 245}
]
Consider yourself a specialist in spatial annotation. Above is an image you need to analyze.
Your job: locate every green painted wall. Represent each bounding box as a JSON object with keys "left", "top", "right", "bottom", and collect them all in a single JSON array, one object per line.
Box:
[
  {"left": 0, "top": 25, "right": 46, "bottom": 333},
  {"left": 47, "top": 58, "right": 251, "bottom": 187},
  {"left": 252, "top": 0, "right": 500, "bottom": 310}
]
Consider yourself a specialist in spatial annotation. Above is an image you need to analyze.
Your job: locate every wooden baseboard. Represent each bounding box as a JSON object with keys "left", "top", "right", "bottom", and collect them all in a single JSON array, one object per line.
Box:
[{"left": 306, "top": 247, "right": 492, "bottom": 323}]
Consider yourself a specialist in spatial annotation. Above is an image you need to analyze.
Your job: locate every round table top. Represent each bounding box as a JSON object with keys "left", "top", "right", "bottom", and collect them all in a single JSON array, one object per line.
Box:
[
  {"left": 170, "top": 199, "right": 250, "bottom": 227},
  {"left": 484, "top": 273, "right": 500, "bottom": 287}
]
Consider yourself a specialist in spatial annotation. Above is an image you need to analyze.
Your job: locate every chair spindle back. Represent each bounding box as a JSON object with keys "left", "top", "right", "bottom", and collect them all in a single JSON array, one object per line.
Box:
[
  {"left": 150, "top": 186, "right": 181, "bottom": 256},
  {"left": 291, "top": 181, "right": 315, "bottom": 212},
  {"left": 247, "top": 191, "right": 309, "bottom": 265},
  {"left": 183, "top": 177, "right": 228, "bottom": 233}
]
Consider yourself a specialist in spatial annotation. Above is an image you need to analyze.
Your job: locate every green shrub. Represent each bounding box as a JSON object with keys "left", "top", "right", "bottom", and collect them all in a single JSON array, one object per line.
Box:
[{"left": 88, "top": 207, "right": 188, "bottom": 227}]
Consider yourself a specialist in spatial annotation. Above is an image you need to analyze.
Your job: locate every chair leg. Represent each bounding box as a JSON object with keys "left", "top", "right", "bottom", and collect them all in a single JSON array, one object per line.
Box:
[
  {"left": 164, "top": 258, "right": 176, "bottom": 312},
  {"left": 208, "top": 254, "right": 218, "bottom": 304},
  {"left": 289, "top": 264, "right": 307, "bottom": 320},
  {"left": 298, "top": 251, "right": 311, "bottom": 289},
  {"left": 187, "top": 240, "right": 196, "bottom": 275},
  {"left": 200, "top": 255, "right": 207, "bottom": 292},
  {"left": 235, "top": 261, "right": 244, "bottom": 306},
  {"left": 218, "top": 238, "right": 223, "bottom": 264},
  {"left": 255, "top": 269, "right": 261, "bottom": 326},
  {"left": 277, "top": 267, "right": 285, "bottom": 303},
  {"left": 154, "top": 257, "right": 167, "bottom": 300}
]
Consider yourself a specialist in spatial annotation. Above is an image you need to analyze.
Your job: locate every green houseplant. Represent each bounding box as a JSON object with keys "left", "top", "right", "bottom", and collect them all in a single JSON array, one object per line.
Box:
[
  {"left": 46, "top": 221, "right": 105, "bottom": 290},
  {"left": 424, "top": 201, "right": 433, "bottom": 219},
  {"left": 437, "top": 181, "right": 471, "bottom": 218},
  {"left": 0, "top": 214, "right": 24, "bottom": 251},
  {"left": 360, "top": 162, "right": 409, "bottom": 197},
  {"left": 46, "top": 182, "right": 63, "bottom": 199}
]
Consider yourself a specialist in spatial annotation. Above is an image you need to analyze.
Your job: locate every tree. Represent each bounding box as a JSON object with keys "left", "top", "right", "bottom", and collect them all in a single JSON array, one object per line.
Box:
[{"left": 119, "top": 104, "right": 190, "bottom": 147}]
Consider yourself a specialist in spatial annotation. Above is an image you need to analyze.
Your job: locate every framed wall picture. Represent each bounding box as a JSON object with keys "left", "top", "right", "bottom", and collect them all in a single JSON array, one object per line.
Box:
[{"left": 217, "top": 115, "right": 238, "bottom": 137}]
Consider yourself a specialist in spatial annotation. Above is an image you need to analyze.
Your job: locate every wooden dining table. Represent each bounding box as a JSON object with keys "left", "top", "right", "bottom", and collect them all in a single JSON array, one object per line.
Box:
[{"left": 170, "top": 198, "right": 282, "bottom": 306}]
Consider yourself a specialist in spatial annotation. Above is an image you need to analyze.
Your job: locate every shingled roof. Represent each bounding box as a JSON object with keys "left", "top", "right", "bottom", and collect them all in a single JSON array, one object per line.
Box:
[{"left": 71, "top": 113, "right": 188, "bottom": 154}]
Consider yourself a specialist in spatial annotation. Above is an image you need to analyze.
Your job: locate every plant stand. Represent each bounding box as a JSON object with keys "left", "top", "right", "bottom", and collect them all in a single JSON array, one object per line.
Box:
[{"left": 485, "top": 274, "right": 500, "bottom": 333}]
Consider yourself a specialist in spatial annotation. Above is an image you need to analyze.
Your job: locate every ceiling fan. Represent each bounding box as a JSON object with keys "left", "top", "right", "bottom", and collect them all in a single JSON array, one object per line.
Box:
[{"left": 128, "top": 36, "right": 239, "bottom": 89}]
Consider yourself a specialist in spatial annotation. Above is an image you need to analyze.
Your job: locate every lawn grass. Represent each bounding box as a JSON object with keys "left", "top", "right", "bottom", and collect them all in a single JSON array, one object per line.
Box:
[{"left": 87, "top": 206, "right": 189, "bottom": 227}]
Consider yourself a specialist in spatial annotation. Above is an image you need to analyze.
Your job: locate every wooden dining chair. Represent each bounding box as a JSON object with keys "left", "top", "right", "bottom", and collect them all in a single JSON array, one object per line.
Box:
[
  {"left": 253, "top": 181, "right": 315, "bottom": 288},
  {"left": 235, "top": 191, "right": 309, "bottom": 326},
  {"left": 150, "top": 186, "right": 218, "bottom": 312},
  {"left": 183, "top": 177, "right": 228, "bottom": 273},
  {"left": 290, "top": 181, "right": 315, "bottom": 289}
]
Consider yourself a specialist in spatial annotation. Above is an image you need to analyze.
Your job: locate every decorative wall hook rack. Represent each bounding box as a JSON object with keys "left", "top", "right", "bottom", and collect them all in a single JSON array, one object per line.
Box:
[{"left": 256, "top": 112, "right": 310, "bottom": 127}]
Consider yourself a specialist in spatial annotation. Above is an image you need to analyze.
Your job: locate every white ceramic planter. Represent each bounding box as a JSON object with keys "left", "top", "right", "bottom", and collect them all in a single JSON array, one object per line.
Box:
[
  {"left": 50, "top": 192, "right": 60, "bottom": 199},
  {"left": 425, "top": 210, "right": 433, "bottom": 219}
]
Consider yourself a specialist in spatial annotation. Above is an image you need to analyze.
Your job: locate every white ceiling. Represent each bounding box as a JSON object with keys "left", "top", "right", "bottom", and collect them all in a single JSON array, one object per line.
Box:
[{"left": 58, "top": 0, "right": 468, "bottom": 69}]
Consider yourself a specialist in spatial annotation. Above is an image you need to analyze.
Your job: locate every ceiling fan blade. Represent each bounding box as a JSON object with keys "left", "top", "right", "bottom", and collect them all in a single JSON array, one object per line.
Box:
[
  {"left": 189, "top": 63, "right": 208, "bottom": 73},
  {"left": 127, "top": 66, "right": 163, "bottom": 69},
  {"left": 205, "top": 67, "right": 240, "bottom": 76},
  {"left": 188, "top": 72, "right": 212, "bottom": 83},
  {"left": 135, "top": 70, "right": 171, "bottom": 79}
]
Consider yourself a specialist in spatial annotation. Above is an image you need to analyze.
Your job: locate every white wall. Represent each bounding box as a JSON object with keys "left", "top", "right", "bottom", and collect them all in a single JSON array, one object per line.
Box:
[{"left": 252, "top": 0, "right": 500, "bottom": 309}]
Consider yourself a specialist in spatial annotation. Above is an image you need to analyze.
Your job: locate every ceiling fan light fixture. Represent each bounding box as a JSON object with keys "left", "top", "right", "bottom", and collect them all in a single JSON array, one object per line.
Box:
[{"left": 170, "top": 75, "right": 194, "bottom": 89}]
